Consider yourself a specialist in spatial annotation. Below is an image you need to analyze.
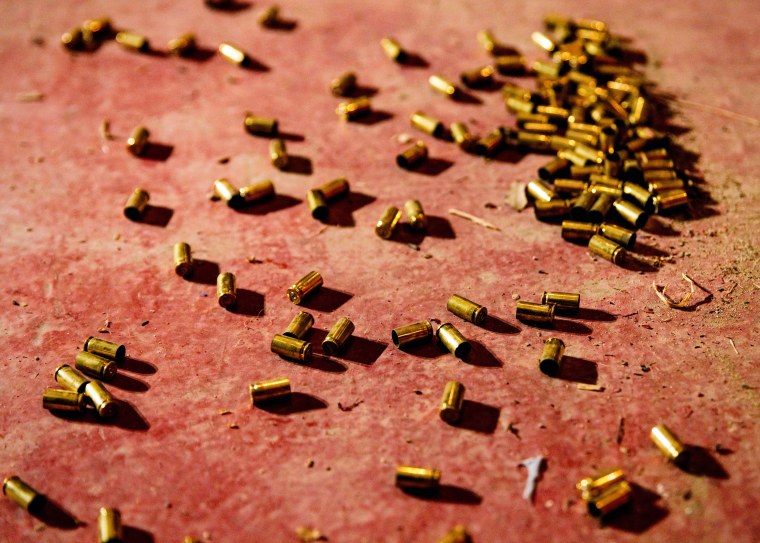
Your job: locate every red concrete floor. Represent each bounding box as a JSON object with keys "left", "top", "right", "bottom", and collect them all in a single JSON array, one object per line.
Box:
[{"left": 0, "top": 1, "right": 758, "bottom": 542}]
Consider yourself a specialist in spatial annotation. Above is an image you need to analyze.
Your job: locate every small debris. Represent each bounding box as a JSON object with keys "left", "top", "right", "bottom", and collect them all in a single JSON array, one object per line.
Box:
[
  {"left": 728, "top": 338, "right": 739, "bottom": 355},
  {"left": 217, "top": 156, "right": 231, "bottom": 164},
  {"left": 616, "top": 416, "right": 625, "bottom": 445},
  {"left": 640, "top": 364, "right": 651, "bottom": 373},
  {"left": 518, "top": 456, "right": 545, "bottom": 502},
  {"left": 407, "top": 243, "right": 420, "bottom": 251},
  {"left": 422, "top": 253, "right": 433, "bottom": 259},
  {"left": 576, "top": 383, "right": 605, "bottom": 392},
  {"left": 219, "top": 410, "right": 232, "bottom": 416},
  {"left": 484, "top": 202, "right": 497, "bottom": 209},
  {"left": 338, "top": 399, "right": 363, "bottom": 412},
  {"left": 296, "top": 526, "right": 327, "bottom": 542},
  {"left": 507, "top": 422, "right": 521, "bottom": 439},
  {"left": 397, "top": 133, "right": 412, "bottom": 144},
  {"left": 100, "top": 119, "right": 114, "bottom": 141},
  {"left": 414, "top": 390, "right": 423, "bottom": 395},
  {"left": 449, "top": 208, "right": 501, "bottom": 231},
  {"left": 141, "top": 320, "right": 149, "bottom": 326},
  {"left": 306, "top": 459, "right": 315, "bottom": 468},
  {"left": 113, "top": 233, "right": 121, "bottom": 241},
  {"left": 511, "top": 293, "right": 520, "bottom": 300},
  {"left": 12, "top": 300, "right": 28, "bottom": 307},
  {"left": 227, "top": 422, "right": 239, "bottom": 429},
  {"left": 16, "top": 91, "right": 44, "bottom": 102},
  {"left": 201, "top": 292, "right": 208, "bottom": 297},
  {"left": 31, "top": 36, "right": 45, "bottom": 46},
  {"left": 247, "top": 256, "right": 263, "bottom": 264},
  {"left": 652, "top": 273, "right": 696, "bottom": 308},
  {"left": 505, "top": 182, "right": 529, "bottom": 211}
]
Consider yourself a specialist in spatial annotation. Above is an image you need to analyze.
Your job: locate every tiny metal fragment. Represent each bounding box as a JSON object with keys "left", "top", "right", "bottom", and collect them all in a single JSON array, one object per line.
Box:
[
  {"left": 651, "top": 424, "right": 688, "bottom": 465},
  {"left": 322, "top": 317, "right": 354, "bottom": 355},
  {"left": 218, "top": 42, "right": 249, "bottom": 66},
  {"left": 250, "top": 377, "right": 291, "bottom": 405},
  {"left": 375, "top": 206, "right": 402, "bottom": 239},
  {"left": 216, "top": 272, "right": 237, "bottom": 308},
  {"left": 541, "top": 291, "right": 580, "bottom": 313},
  {"left": 271, "top": 334, "right": 312, "bottom": 362},
  {"left": 396, "top": 141, "right": 428, "bottom": 169},
  {"left": 173, "top": 242, "right": 193, "bottom": 277},
  {"left": 395, "top": 466, "right": 441, "bottom": 491},
  {"left": 85, "top": 381, "right": 116, "bottom": 418},
  {"left": 2, "top": 476, "right": 45, "bottom": 513},
  {"left": 213, "top": 178, "right": 244, "bottom": 208},
  {"left": 447, "top": 294, "right": 487, "bottom": 325},
  {"left": 440, "top": 380, "right": 465, "bottom": 423},
  {"left": 391, "top": 320, "right": 432, "bottom": 348},
  {"left": 429, "top": 75, "right": 458, "bottom": 98},
  {"left": 75, "top": 351, "right": 117, "bottom": 381},
  {"left": 515, "top": 301, "right": 554, "bottom": 325},
  {"left": 240, "top": 180, "right": 275, "bottom": 203},
  {"left": 410, "top": 112, "right": 444, "bottom": 138},
  {"left": 587, "top": 481, "right": 632, "bottom": 518},
  {"left": 244, "top": 113, "right": 278, "bottom": 136},
  {"left": 288, "top": 271, "right": 323, "bottom": 304},
  {"left": 539, "top": 337, "right": 565, "bottom": 376},
  {"left": 61, "top": 28, "right": 84, "bottom": 50},
  {"left": 126, "top": 126, "right": 150, "bottom": 156},
  {"left": 380, "top": 37, "right": 406, "bottom": 62},
  {"left": 336, "top": 96, "right": 371, "bottom": 120},
  {"left": 55, "top": 364, "right": 90, "bottom": 393},
  {"left": 115, "top": 31, "right": 149, "bottom": 52},
  {"left": 404, "top": 199, "right": 427, "bottom": 231},
  {"left": 42, "top": 388, "right": 89, "bottom": 412},
  {"left": 284, "top": 311, "right": 314, "bottom": 339},
  {"left": 168, "top": 33, "right": 197, "bottom": 56},
  {"left": 588, "top": 234, "right": 625, "bottom": 265},
  {"left": 84, "top": 337, "right": 125, "bottom": 362},
  {"left": 98, "top": 507, "right": 123, "bottom": 543},
  {"left": 330, "top": 71, "right": 357, "bottom": 97},
  {"left": 450, "top": 122, "right": 475, "bottom": 150},
  {"left": 437, "top": 323, "right": 471, "bottom": 358}
]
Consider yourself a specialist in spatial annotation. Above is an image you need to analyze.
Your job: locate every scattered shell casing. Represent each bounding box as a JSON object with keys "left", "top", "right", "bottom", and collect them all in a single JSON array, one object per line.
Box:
[
  {"left": 216, "top": 272, "right": 237, "bottom": 308},
  {"left": 213, "top": 178, "right": 244, "bottom": 208},
  {"left": 651, "top": 424, "right": 687, "bottom": 464},
  {"left": 450, "top": 122, "right": 475, "bottom": 150},
  {"left": 98, "top": 507, "right": 123, "bottom": 543},
  {"left": 123, "top": 188, "right": 150, "bottom": 221},
  {"left": 438, "top": 525, "right": 470, "bottom": 543},
  {"left": 440, "top": 380, "right": 465, "bottom": 423},
  {"left": 587, "top": 193, "right": 615, "bottom": 223},
  {"left": 535, "top": 199, "right": 574, "bottom": 220},
  {"left": 258, "top": 6, "right": 279, "bottom": 27},
  {"left": 641, "top": 159, "right": 675, "bottom": 171},
  {"left": 558, "top": 148, "right": 590, "bottom": 167},
  {"left": 534, "top": 105, "right": 569, "bottom": 120},
  {"left": 623, "top": 183, "right": 654, "bottom": 212},
  {"left": 541, "top": 291, "right": 580, "bottom": 313},
  {"left": 322, "top": 317, "right": 354, "bottom": 355},
  {"left": 240, "top": 180, "right": 275, "bottom": 203},
  {"left": 531, "top": 31, "right": 556, "bottom": 52},
  {"left": 84, "top": 337, "right": 126, "bottom": 363},
  {"left": 306, "top": 189, "right": 328, "bottom": 221},
  {"left": 599, "top": 222, "right": 636, "bottom": 248},
  {"left": 574, "top": 143, "right": 605, "bottom": 164},
  {"left": 648, "top": 179, "right": 685, "bottom": 193},
  {"left": 654, "top": 189, "right": 689, "bottom": 212},
  {"left": 269, "top": 139, "right": 288, "bottom": 169},
  {"left": 126, "top": 126, "right": 150, "bottom": 156},
  {"left": 318, "top": 178, "right": 350, "bottom": 201},
  {"left": 590, "top": 184, "right": 623, "bottom": 199},
  {"left": 613, "top": 199, "right": 648, "bottom": 229},
  {"left": 517, "top": 131, "right": 552, "bottom": 151},
  {"left": 85, "top": 381, "right": 116, "bottom": 418},
  {"left": 447, "top": 294, "right": 487, "bottom": 325},
  {"left": 55, "top": 364, "right": 90, "bottom": 393},
  {"left": 404, "top": 199, "right": 427, "bottom": 231},
  {"left": 587, "top": 481, "right": 632, "bottom": 518},
  {"left": 271, "top": 334, "right": 312, "bottom": 363},
  {"left": 168, "top": 33, "right": 197, "bottom": 56},
  {"left": 284, "top": 311, "right": 314, "bottom": 339},
  {"left": 395, "top": 466, "right": 441, "bottom": 491},
  {"left": 502, "top": 83, "right": 533, "bottom": 102},
  {"left": 380, "top": 37, "right": 406, "bottom": 62},
  {"left": 375, "top": 206, "right": 402, "bottom": 239},
  {"left": 330, "top": 71, "right": 357, "bottom": 97},
  {"left": 588, "top": 234, "right": 625, "bottom": 265},
  {"left": 75, "top": 351, "right": 117, "bottom": 381},
  {"left": 577, "top": 468, "right": 626, "bottom": 501},
  {"left": 522, "top": 122, "right": 559, "bottom": 135},
  {"left": 218, "top": 42, "right": 248, "bottom": 66},
  {"left": 539, "top": 337, "right": 565, "bottom": 376},
  {"left": 570, "top": 164, "right": 604, "bottom": 179},
  {"left": 288, "top": 271, "right": 323, "bottom": 304},
  {"left": 61, "top": 28, "right": 84, "bottom": 50},
  {"left": 506, "top": 96, "right": 535, "bottom": 114},
  {"left": 437, "top": 323, "right": 471, "bottom": 358},
  {"left": 115, "top": 31, "right": 148, "bottom": 52},
  {"left": 250, "top": 378, "right": 291, "bottom": 405},
  {"left": 531, "top": 60, "right": 561, "bottom": 78},
  {"left": 517, "top": 113, "right": 551, "bottom": 127},
  {"left": 397, "top": 141, "right": 428, "bottom": 169},
  {"left": 244, "top": 113, "right": 278, "bottom": 136},
  {"left": 429, "top": 75, "right": 458, "bottom": 97},
  {"left": 336, "top": 96, "right": 371, "bottom": 120},
  {"left": 538, "top": 157, "right": 570, "bottom": 181},
  {"left": 410, "top": 112, "right": 444, "bottom": 138},
  {"left": 477, "top": 29, "right": 501, "bottom": 54},
  {"left": 474, "top": 129, "right": 504, "bottom": 156},
  {"left": 554, "top": 178, "right": 588, "bottom": 195},
  {"left": 42, "top": 388, "right": 88, "bottom": 412},
  {"left": 173, "top": 242, "right": 193, "bottom": 277},
  {"left": 561, "top": 220, "right": 598, "bottom": 243},
  {"left": 2, "top": 476, "right": 45, "bottom": 513},
  {"left": 526, "top": 179, "right": 556, "bottom": 202},
  {"left": 571, "top": 189, "right": 597, "bottom": 221},
  {"left": 83, "top": 17, "right": 112, "bottom": 39},
  {"left": 391, "top": 320, "right": 433, "bottom": 348},
  {"left": 643, "top": 169, "right": 678, "bottom": 182},
  {"left": 515, "top": 301, "right": 555, "bottom": 325},
  {"left": 460, "top": 65, "right": 495, "bottom": 88},
  {"left": 494, "top": 55, "right": 526, "bottom": 75}
]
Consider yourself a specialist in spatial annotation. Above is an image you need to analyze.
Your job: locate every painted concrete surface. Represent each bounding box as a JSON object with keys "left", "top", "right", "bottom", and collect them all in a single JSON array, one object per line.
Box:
[{"left": 0, "top": 1, "right": 758, "bottom": 541}]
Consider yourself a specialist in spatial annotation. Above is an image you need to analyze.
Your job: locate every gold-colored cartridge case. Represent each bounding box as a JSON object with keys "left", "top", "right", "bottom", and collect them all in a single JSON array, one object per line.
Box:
[
  {"left": 447, "top": 294, "right": 487, "bottom": 325},
  {"left": 558, "top": 149, "right": 590, "bottom": 167},
  {"left": 115, "top": 31, "right": 149, "bottom": 52},
  {"left": 250, "top": 378, "right": 291, "bottom": 405},
  {"left": 651, "top": 424, "right": 687, "bottom": 464},
  {"left": 576, "top": 468, "right": 626, "bottom": 501},
  {"left": 126, "top": 126, "right": 150, "bottom": 156},
  {"left": 438, "top": 525, "right": 471, "bottom": 543},
  {"left": 306, "top": 189, "right": 328, "bottom": 221},
  {"left": 244, "top": 113, "right": 278, "bottom": 136},
  {"left": 391, "top": 321, "right": 433, "bottom": 348},
  {"left": 531, "top": 31, "right": 556, "bottom": 52},
  {"left": 85, "top": 381, "right": 116, "bottom": 418},
  {"left": 258, "top": 6, "right": 279, "bottom": 28},
  {"left": 376, "top": 206, "right": 402, "bottom": 239},
  {"left": 460, "top": 65, "right": 495, "bottom": 88},
  {"left": 526, "top": 179, "right": 556, "bottom": 202},
  {"left": 336, "top": 96, "right": 371, "bottom": 120},
  {"left": 410, "top": 112, "right": 444, "bottom": 138},
  {"left": 437, "top": 323, "right": 471, "bottom": 358},
  {"left": 522, "top": 122, "right": 559, "bottom": 135},
  {"left": 322, "top": 317, "right": 354, "bottom": 355},
  {"left": 42, "top": 388, "right": 88, "bottom": 412},
  {"left": 218, "top": 42, "right": 249, "bottom": 66},
  {"left": 653, "top": 189, "right": 689, "bottom": 212},
  {"left": 494, "top": 55, "right": 526, "bottom": 75},
  {"left": 587, "top": 481, "right": 632, "bottom": 518},
  {"left": 587, "top": 193, "right": 615, "bottom": 223},
  {"left": 173, "top": 242, "right": 193, "bottom": 277},
  {"left": 61, "top": 27, "right": 84, "bottom": 50},
  {"left": 284, "top": 311, "right": 314, "bottom": 339},
  {"left": 648, "top": 179, "right": 685, "bottom": 193},
  {"left": 570, "top": 164, "right": 604, "bottom": 179},
  {"left": 561, "top": 220, "right": 597, "bottom": 243},
  {"left": 288, "top": 271, "right": 323, "bottom": 304},
  {"left": 515, "top": 301, "right": 555, "bottom": 325},
  {"left": 98, "top": 507, "right": 123, "bottom": 543},
  {"left": 380, "top": 37, "right": 406, "bottom": 62},
  {"left": 588, "top": 234, "right": 625, "bottom": 265},
  {"left": 124, "top": 188, "right": 150, "bottom": 221},
  {"left": 404, "top": 199, "right": 427, "bottom": 230},
  {"left": 477, "top": 29, "right": 500, "bottom": 54},
  {"left": 213, "top": 178, "right": 244, "bottom": 208},
  {"left": 534, "top": 199, "right": 573, "bottom": 220},
  {"left": 271, "top": 334, "right": 312, "bottom": 362},
  {"left": 395, "top": 466, "right": 441, "bottom": 491},
  {"left": 623, "top": 183, "right": 654, "bottom": 212},
  {"left": 168, "top": 32, "right": 197, "bottom": 56},
  {"left": 450, "top": 122, "right": 475, "bottom": 150},
  {"left": 2, "top": 476, "right": 45, "bottom": 513},
  {"left": 55, "top": 364, "right": 90, "bottom": 393},
  {"left": 429, "top": 75, "right": 458, "bottom": 97},
  {"left": 538, "top": 157, "right": 570, "bottom": 181},
  {"left": 75, "top": 351, "right": 117, "bottom": 381},
  {"left": 644, "top": 169, "right": 678, "bottom": 182},
  {"left": 474, "top": 129, "right": 504, "bottom": 156},
  {"left": 506, "top": 96, "right": 535, "bottom": 114},
  {"left": 270, "top": 138, "right": 288, "bottom": 169},
  {"left": 574, "top": 143, "right": 604, "bottom": 164},
  {"left": 541, "top": 291, "right": 580, "bottom": 313},
  {"left": 539, "top": 337, "right": 565, "bottom": 376},
  {"left": 318, "top": 177, "right": 350, "bottom": 201},
  {"left": 216, "top": 272, "right": 237, "bottom": 308},
  {"left": 571, "top": 189, "right": 597, "bottom": 221},
  {"left": 240, "top": 180, "right": 275, "bottom": 203},
  {"left": 84, "top": 17, "right": 113, "bottom": 39},
  {"left": 84, "top": 337, "right": 126, "bottom": 362},
  {"left": 554, "top": 179, "right": 588, "bottom": 195},
  {"left": 397, "top": 141, "right": 428, "bottom": 169},
  {"left": 613, "top": 199, "right": 648, "bottom": 229},
  {"left": 518, "top": 131, "right": 552, "bottom": 151},
  {"left": 330, "top": 71, "right": 357, "bottom": 97},
  {"left": 440, "top": 380, "right": 465, "bottom": 423},
  {"left": 599, "top": 223, "right": 636, "bottom": 248},
  {"left": 641, "top": 159, "right": 675, "bottom": 171}
]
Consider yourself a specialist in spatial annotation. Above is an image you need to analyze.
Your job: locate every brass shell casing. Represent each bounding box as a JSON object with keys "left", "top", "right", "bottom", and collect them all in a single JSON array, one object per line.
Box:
[
  {"left": 213, "top": 178, "right": 244, "bottom": 208},
  {"left": 641, "top": 159, "right": 675, "bottom": 171},
  {"left": 269, "top": 138, "right": 288, "bottom": 169},
  {"left": 450, "top": 122, "right": 475, "bottom": 150},
  {"left": 576, "top": 468, "right": 626, "bottom": 501},
  {"left": 494, "top": 55, "right": 526, "bottom": 75},
  {"left": 535, "top": 199, "right": 574, "bottom": 220},
  {"left": 306, "top": 190, "right": 328, "bottom": 221},
  {"left": 250, "top": 378, "right": 291, "bottom": 405},
  {"left": 599, "top": 223, "right": 636, "bottom": 249},
  {"left": 506, "top": 96, "right": 535, "bottom": 114},
  {"left": 539, "top": 337, "right": 565, "bottom": 376},
  {"left": 240, "top": 180, "right": 275, "bottom": 203},
  {"left": 474, "top": 129, "right": 504, "bottom": 156},
  {"left": 336, "top": 97, "right": 371, "bottom": 120},
  {"left": 541, "top": 291, "right": 580, "bottom": 313},
  {"left": 115, "top": 31, "right": 148, "bottom": 52},
  {"left": 554, "top": 179, "right": 588, "bottom": 195},
  {"left": 517, "top": 131, "right": 551, "bottom": 151},
  {"left": 397, "top": 141, "right": 428, "bottom": 169},
  {"left": 438, "top": 525, "right": 471, "bottom": 543},
  {"left": 440, "top": 381, "right": 465, "bottom": 423},
  {"left": 42, "top": 388, "right": 88, "bottom": 412},
  {"left": 218, "top": 42, "right": 248, "bottom": 66},
  {"left": 437, "top": 323, "right": 471, "bottom": 358},
  {"left": 570, "top": 164, "right": 604, "bottom": 179},
  {"left": 587, "top": 481, "right": 632, "bottom": 518},
  {"left": 124, "top": 188, "right": 150, "bottom": 221},
  {"left": 522, "top": 122, "right": 559, "bottom": 135},
  {"left": 61, "top": 28, "right": 84, "bottom": 50},
  {"left": 375, "top": 206, "right": 402, "bottom": 239},
  {"left": 410, "top": 112, "right": 444, "bottom": 138},
  {"left": 447, "top": 294, "right": 487, "bottom": 325},
  {"left": 216, "top": 272, "right": 237, "bottom": 308},
  {"left": 2, "top": 476, "right": 45, "bottom": 513},
  {"left": 651, "top": 424, "right": 687, "bottom": 464},
  {"left": 644, "top": 169, "right": 678, "bottom": 182},
  {"left": 429, "top": 75, "right": 458, "bottom": 97},
  {"left": 395, "top": 466, "right": 441, "bottom": 491},
  {"left": 244, "top": 113, "right": 278, "bottom": 136},
  {"left": 558, "top": 149, "right": 590, "bottom": 167},
  {"left": 538, "top": 157, "right": 570, "bottom": 181},
  {"left": 587, "top": 193, "right": 615, "bottom": 223},
  {"left": 85, "top": 381, "right": 116, "bottom": 418},
  {"left": 173, "top": 242, "right": 193, "bottom": 277},
  {"left": 380, "top": 37, "right": 406, "bottom": 62},
  {"left": 126, "top": 126, "right": 150, "bottom": 156},
  {"left": 526, "top": 179, "right": 556, "bottom": 202},
  {"left": 284, "top": 311, "right": 315, "bottom": 339},
  {"left": 168, "top": 33, "right": 197, "bottom": 56},
  {"left": 515, "top": 301, "right": 555, "bottom": 325},
  {"left": 84, "top": 337, "right": 126, "bottom": 362},
  {"left": 561, "top": 220, "right": 598, "bottom": 243},
  {"left": 460, "top": 65, "right": 495, "bottom": 88},
  {"left": 271, "top": 334, "right": 312, "bottom": 363},
  {"left": 323, "top": 317, "right": 354, "bottom": 355},
  {"left": 588, "top": 235, "right": 625, "bottom": 265},
  {"left": 391, "top": 321, "right": 433, "bottom": 348},
  {"left": 648, "top": 179, "right": 685, "bottom": 193},
  {"left": 318, "top": 178, "right": 350, "bottom": 201},
  {"left": 75, "top": 351, "right": 117, "bottom": 381},
  {"left": 613, "top": 199, "right": 648, "bottom": 229},
  {"left": 55, "top": 364, "right": 90, "bottom": 393},
  {"left": 330, "top": 71, "right": 357, "bottom": 97},
  {"left": 477, "top": 29, "right": 499, "bottom": 54},
  {"left": 98, "top": 507, "right": 123, "bottom": 543},
  {"left": 288, "top": 271, "right": 323, "bottom": 304},
  {"left": 571, "top": 190, "right": 598, "bottom": 221},
  {"left": 531, "top": 31, "right": 556, "bottom": 52},
  {"left": 654, "top": 189, "right": 689, "bottom": 212},
  {"left": 623, "top": 182, "right": 654, "bottom": 212},
  {"left": 404, "top": 200, "right": 427, "bottom": 231}
]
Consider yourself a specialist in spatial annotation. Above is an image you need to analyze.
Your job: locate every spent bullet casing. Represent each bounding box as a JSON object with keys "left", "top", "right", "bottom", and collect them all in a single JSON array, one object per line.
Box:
[
  {"left": 561, "top": 220, "right": 598, "bottom": 243},
  {"left": 589, "top": 234, "right": 625, "bottom": 265},
  {"left": 84, "top": 337, "right": 126, "bottom": 362},
  {"left": 124, "top": 188, "right": 150, "bottom": 221},
  {"left": 404, "top": 199, "right": 427, "bottom": 230},
  {"left": 397, "top": 141, "right": 428, "bottom": 169},
  {"left": 330, "top": 71, "right": 357, "bottom": 97},
  {"left": 284, "top": 311, "right": 314, "bottom": 339},
  {"left": 538, "top": 157, "right": 570, "bottom": 181},
  {"left": 460, "top": 65, "right": 495, "bottom": 88},
  {"left": 380, "top": 37, "right": 406, "bottom": 62},
  {"left": 587, "top": 193, "right": 615, "bottom": 223},
  {"left": 651, "top": 424, "right": 688, "bottom": 465},
  {"left": 116, "top": 31, "right": 148, "bottom": 52},
  {"left": 250, "top": 378, "right": 291, "bottom": 405},
  {"left": 2, "top": 476, "right": 45, "bottom": 513},
  {"left": 535, "top": 199, "right": 574, "bottom": 220},
  {"left": 576, "top": 468, "right": 626, "bottom": 501},
  {"left": 587, "top": 481, "right": 632, "bottom": 518},
  {"left": 539, "top": 337, "right": 565, "bottom": 376},
  {"left": 440, "top": 381, "right": 465, "bottom": 423},
  {"left": 410, "top": 112, "right": 444, "bottom": 138},
  {"left": 213, "top": 178, "right": 244, "bottom": 208},
  {"left": 55, "top": 364, "right": 90, "bottom": 393},
  {"left": 323, "top": 317, "right": 354, "bottom": 355},
  {"left": 240, "top": 180, "right": 275, "bottom": 203},
  {"left": 271, "top": 334, "right": 312, "bottom": 362},
  {"left": 437, "top": 323, "right": 471, "bottom": 358},
  {"left": 269, "top": 138, "right": 288, "bottom": 169},
  {"left": 75, "top": 351, "right": 117, "bottom": 381},
  {"left": 446, "top": 294, "right": 487, "bottom": 325},
  {"left": 391, "top": 320, "right": 433, "bottom": 348},
  {"left": 516, "top": 301, "right": 555, "bottom": 326},
  {"left": 258, "top": 6, "right": 279, "bottom": 27},
  {"left": 244, "top": 113, "right": 278, "bottom": 136},
  {"left": 474, "top": 129, "right": 504, "bottom": 156},
  {"left": 98, "top": 507, "right": 123, "bottom": 543},
  {"left": 218, "top": 42, "right": 248, "bottom": 66},
  {"left": 85, "top": 381, "right": 116, "bottom": 418},
  {"left": 173, "top": 242, "right": 193, "bottom": 277},
  {"left": 318, "top": 178, "right": 350, "bottom": 201},
  {"left": 429, "top": 75, "right": 458, "bottom": 97},
  {"left": 42, "top": 388, "right": 89, "bottom": 412},
  {"left": 375, "top": 206, "right": 402, "bottom": 239},
  {"left": 288, "top": 271, "right": 323, "bottom": 304},
  {"left": 613, "top": 199, "right": 648, "bottom": 229},
  {"left": 307, "top": 190, "right": 328, "bottom": 221},
  {"left": 217, "top": 272, "right": 237, "bottom": 308},
  {"left": 126, "top": 126, "right": 150, "bottom": 156},
  {"left": 654, "top": 189, "right": 689, "bottom": 212},
  {"left": 336, "top": 97, "right": 371, "bottom": 120},
  {"left": 450, "top": 122, "right": 475, "bottom": 150},
  {"left": 599, "top": 223, "right": 636, "bottom": 248},
  {"left": 395, "top": 466, "right": 441, "bottom": 491},
  {"left": 541, "top": 291, "right": 580, "bottom": 313},
  {"left": 554, "top": 179, "right": 588, "bottom": 195},
  {"left": 168, "top": 33, "right": 196, "bottom": 56},
  {"left": 526, "top": 179, "right": 556, "bottom": 202}
]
